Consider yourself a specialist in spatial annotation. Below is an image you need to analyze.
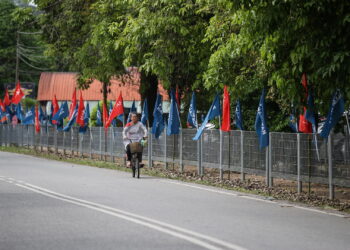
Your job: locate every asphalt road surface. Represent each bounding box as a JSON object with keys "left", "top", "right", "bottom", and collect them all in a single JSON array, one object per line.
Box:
[{"left": 0, "top": 151, "right": 349, "bottom": 250}]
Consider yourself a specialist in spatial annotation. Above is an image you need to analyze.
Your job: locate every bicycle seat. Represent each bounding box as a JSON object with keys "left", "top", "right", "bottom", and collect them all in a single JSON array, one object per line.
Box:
[{"left": 129, "top": 142, "right": 143, "bottom": 153}]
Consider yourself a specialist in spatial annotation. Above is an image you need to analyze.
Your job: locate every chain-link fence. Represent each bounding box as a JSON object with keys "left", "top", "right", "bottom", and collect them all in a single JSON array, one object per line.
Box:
[{"left": 1, "top": 124, "right": 350, "bottom": 197}]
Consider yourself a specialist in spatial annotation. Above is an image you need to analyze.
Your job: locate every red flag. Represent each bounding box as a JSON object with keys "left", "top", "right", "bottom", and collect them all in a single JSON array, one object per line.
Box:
[
  {"left": 76, "top": 91, "right": 85, "bottom": 127},
  {"left": 105, "top": 92, "right": 124, "bottom": 128},
  {"left": 35, "top": 105, "right": 40, "bottom": 133},
  {"left": 11, "top": 81, "right": 25, "bottom": 104},
  {"left": 69, "top": 89, "right": 77, "bottom": 120},
  {"left": 0, "top": 99, "right": 4, "bottom": 111},
  {"left": 299, "top": 73, "right": 312, "bottom": 133},
  {"left": 3, "top": 88, "right": 11, "bottom": 106},
  {"left": 102, "top": 101, "right": 108, "bottom": 128},
  {"left": 175, "top": 85, "right": 180, "bottom": 109},
  {"left": 221, "top": 85, "right": 231, "bottom": 131},
  {"left": 52, "top": 95, "right": 59, "bottom": 124}
]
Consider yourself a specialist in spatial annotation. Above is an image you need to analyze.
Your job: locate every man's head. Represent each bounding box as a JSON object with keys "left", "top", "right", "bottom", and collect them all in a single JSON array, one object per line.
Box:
[{"left": 130, "top": 113, "right": 138, "bottom": 123}]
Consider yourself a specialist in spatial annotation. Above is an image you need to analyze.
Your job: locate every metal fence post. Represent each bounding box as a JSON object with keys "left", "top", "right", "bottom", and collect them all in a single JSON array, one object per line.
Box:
[
  {"left": 54, "top": 129, "right": 58, "bottom": 154},
  {"left": 268, "top": 133, "right": 273, "bottom": 187},
  {"left": 197, "top": 136, "right": 201, "bottom": 176},
  {"left": 148, "top": 130, "right": 152, "bottom": 168},
  {"left": 89, "top": 128, "right": 93, "bottom": 159},
  {"left": 219, "top": 130, "right": 223, "bottom": 180},
  {"left": 265, "top": 144, "right": 269, "bottom": 186},
  {"left": 328, "top": 132, "right": 334, "bottom": 200},
  {"left": 99, "top": 127, "right": 102, "bottom": 160},
  {"left": 164, "top": 128, "right": 168, "bottom": 169},
  {"left": 71, "top": 129, "right": 73, "bottom": 156},
  {"left": 240, "top": 130, "right": 245, "bottom": 181},
  {"left": 179, "top": 128, "right": 184, "bottom": 173},
  {"left": 63, "top": 131, "right": 66, "bottom": 155},
  {"left": 79, "top": 132, "right": 83, "bottom": 157},
  {"left": 110, "top": 127, "right": 114, "bottom": 162},
  {"left": 297, "top": 133, "right": 302, "bottom": 193}
]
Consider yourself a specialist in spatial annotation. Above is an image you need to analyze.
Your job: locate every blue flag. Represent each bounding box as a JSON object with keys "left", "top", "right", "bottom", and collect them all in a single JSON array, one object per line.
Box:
[
  {"left": 320, "top": 90, "right": 345, "bottom": 138},
  {"left": 96, "top": 103, "right": 102, "bottom": 126},
  {"left": 52, "top": 101, "right": 69, "bottom": 122},
  {"left": 22, "top": 106, "right": 35, "bottom": 125},
  {"left": 5, "top": 106, "right": 13, "bottom": 123},
  {"left": 305, "top": 93, "right": 317, "bottom": 133},
  {"left": 289, "top": 114, "right": 298, "bottom": 132},
  {"left": 117, "top": 114, "right": 124, "bottom": 123},
  {"left": 235, "top": 100, "right": 244, "bottom": 130},
  {"left": 16, "top": 103, "right": 23, "bottom": 121},
  {"left": 141, "top": 98, "right": 149, "bottom": 126},
  {"left": 255, "top": 89, "right": 269, "bottom": 149},
  {"left": 108, "top": 101, "right": 116, "bottom": 127},
  {"left": 63, "top": 105, "right": 78, "bottom": 132},
  {"left": 193, "top": 94, "right": 221, "bottom": 141},
  {"left": 38, "top": 105, "right": 46, "bottom": 123},
  {"left": 152, "top": 94, "right": 164, "bottom": 139},
  {"left": 79, "top": 103, "right": 90, "bottom": 133},
  {"left": 167, "top": 90, "right": 181, "bottom": 135},
  {"left": 127, "top": 100, "right": 137, "bottom": 123},
  {"left": 187, "top": 92, "right": 198, "bottom": 128}
]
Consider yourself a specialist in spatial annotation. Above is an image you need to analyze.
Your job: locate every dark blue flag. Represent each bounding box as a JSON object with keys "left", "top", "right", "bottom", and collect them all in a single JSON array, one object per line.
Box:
[
  {"left": 127, "top": 100, "right": 137, "bottom": 123},
  {"left": 289, "top": 114, "right": 298, "bottom": 132},
  {"left": 96, "top": 103, "right": 102, "bottom": 126},
  {"left": 193, "top": 94, "right": 221, "bottom": 141},
  {"left": 63, "top": 105, "right": 78, "bottom": 132},
  {"left": 52, "top": 101, "right": 69, "bottom": 122},
  {"left": 79, "top": 103, "right": 90, "bottom": 133},
  {"left": 152, "top": 94, "right": 164, "bottom": 139},
  {"left": 141, "top": 98, "right": 149, "bottom": 126},
  {"left": 320, "top": 90, "right": 345, "bottom": 138},
  {"left": 16, "top": 103, "right": 23, "bottom": 121},
  {"left": 255, "top": 89, "right": 269, "bottom": 149},
  {"left": 117, "top": 114, "right": 124, "bottom": 123},
  {"left": 187, "top": 92, "right": 198, "bottom": 128},
  {"left": 235, "top": 100, "right": 244, "bottom": 130},
  {"left": 38, "top": 105, "right": 46, "bottom": 123},
  {"left": 22, "top": 106, "right": 35, "bottom": 125},
  {"left": 305, "top": 93, "right": 317, "bottom": 133},
  {"left": 5, "top": 106, "right": 13, "bottom": 123},
  {"left": 167, "top": 89, "right": 181, "bottom": 135}
]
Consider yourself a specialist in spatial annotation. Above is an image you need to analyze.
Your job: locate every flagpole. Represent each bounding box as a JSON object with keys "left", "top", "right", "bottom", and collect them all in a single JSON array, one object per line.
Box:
[{"left": 219, "top": 116, "right": 223, "bottom": 181}]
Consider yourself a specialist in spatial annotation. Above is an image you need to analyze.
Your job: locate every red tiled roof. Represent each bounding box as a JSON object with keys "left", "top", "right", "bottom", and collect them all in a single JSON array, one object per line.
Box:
[{"left": 37, "top": 70, "right": 169, "bottom": 101}]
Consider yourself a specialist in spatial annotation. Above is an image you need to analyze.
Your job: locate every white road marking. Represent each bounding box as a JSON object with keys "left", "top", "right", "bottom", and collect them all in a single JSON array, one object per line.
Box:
[
  {"left": 161, "top": 180, "right": 347, "bottom": 218},
  {"left": 0, "top": 177, "right": 248, "bottom": 250}
]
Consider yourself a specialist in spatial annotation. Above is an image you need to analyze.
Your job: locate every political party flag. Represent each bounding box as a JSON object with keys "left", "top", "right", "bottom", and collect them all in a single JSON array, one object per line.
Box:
[
  {"left": 221, "top": 86, "right": 231, "bottom": 132},
  {"left": 187, "top": 92, "right": 198, "bottom": 128},
  {"left": 3, "top": 88, "right": 11, "bottom": 107},
  {"left": 68, "top": 89, "right": 77, "bottom": 120},
  {"left": 152, "top": 94, "right": 164, "bottom": 139},
  {"left": 255, "top": 89, "right": 269, "bottom": 149},
  {"left": 127, "top": 100, "right": 137, "bottom": 123},
  {"left": 175, "top": 85, "right": 180, "bottom": 109},
  {"left": 35, "top": 105, "right": 40, "bottom": 133},
  {"left": 193, "top": 94, "right": 221, "bottom": 140},
  {"left": 63, "top": 104, "right": 78, "bottom": 132},
  {"left": 141, "top": 98, "right": 149, "bottom": 126},
  {"left": 11, "top": 81, "right": 25, "bottom": 104},
  {"left": 106, "top": 93, "right": 124, "bottom": 128},
  {"left": 23, "top": 106, "right": 35, "bottom": 125},
  {"left": 76, "top": 92, "right": 85, "bottom": 127},
  {"left": 16, "top": 103, "right": 23, "bottom": 121},
  {"left": 167, "top": 89, "right": 181, "bottom": 135},
  {"left": 52, "top": 101, "right": 69, "bottom": 122},
  {"left": 103, "top": 101, "right": 108, "bottom": 127},
  {"left": 108, "top": 101, "right": 116, "bottom": 126},
  {"left": 79, "top": 103, "right": 90, "bottom": 133},
  {"left": 38, "top": 105, "right": 46, "bottom": 123},
  {"left": 96, "top": 102, "right": 102, "bottom": 126},
  {"left": 305, "top": 93, "right": 317, "bottom": 133},
  {"left": 289, "top": 114, "right": 298, "bottom": 132},
  {"left": 235, "top": 100, "right": 244, "bottom": 130},
  {"left": 320, "top": 89, "right": 345, "bottom": 138},
  {"left": 299, "top": 74, "right": 312, "bottom": 133},
  {"left": 51, "top": 95, "right": 59, "bottom": 125},
  {"left": 5, "top": 105, "right": 14, "bottom": 123}
]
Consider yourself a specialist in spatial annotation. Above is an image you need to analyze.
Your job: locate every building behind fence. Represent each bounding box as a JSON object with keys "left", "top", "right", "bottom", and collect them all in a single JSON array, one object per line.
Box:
[{"left": 1, "top": 124, "right": 349, "bottom": 199}]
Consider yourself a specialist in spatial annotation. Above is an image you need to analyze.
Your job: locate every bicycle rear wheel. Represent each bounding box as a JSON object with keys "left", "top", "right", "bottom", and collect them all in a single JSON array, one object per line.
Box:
[{"left": 135, "top": 158, "right": 140, "bottom": 178}]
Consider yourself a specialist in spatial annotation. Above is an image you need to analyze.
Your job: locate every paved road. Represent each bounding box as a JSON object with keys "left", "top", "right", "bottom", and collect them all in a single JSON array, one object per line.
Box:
[{"left": 0, "top": 151, "right": 349, "bottom": 250}]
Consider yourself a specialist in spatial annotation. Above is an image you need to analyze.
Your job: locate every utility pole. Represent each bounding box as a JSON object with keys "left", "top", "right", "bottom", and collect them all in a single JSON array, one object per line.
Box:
[{"left": 15, "top": 31, "right": 19, "bottom": 83}]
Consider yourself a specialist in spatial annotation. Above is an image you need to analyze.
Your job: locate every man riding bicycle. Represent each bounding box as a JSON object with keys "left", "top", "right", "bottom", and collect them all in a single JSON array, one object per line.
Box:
[{"left": 123, "top": 112, "right": 147, "bottom": 167}]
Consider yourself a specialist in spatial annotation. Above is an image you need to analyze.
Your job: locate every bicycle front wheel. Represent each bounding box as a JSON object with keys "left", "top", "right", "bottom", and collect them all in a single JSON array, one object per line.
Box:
[{"left": 135, "top": 158, "right": 140, "bottom": 179}]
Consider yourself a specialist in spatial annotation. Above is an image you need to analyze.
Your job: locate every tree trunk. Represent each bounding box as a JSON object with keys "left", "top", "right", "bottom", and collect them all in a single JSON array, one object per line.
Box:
[{"left": 140, "top": 71, "right": 158, "bottom": 126}]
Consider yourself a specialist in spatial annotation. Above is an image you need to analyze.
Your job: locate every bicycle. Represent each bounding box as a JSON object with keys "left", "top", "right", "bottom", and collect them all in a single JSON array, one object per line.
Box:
[{"left": 128, "top": 140, "right": 145, "bottom": 178}]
